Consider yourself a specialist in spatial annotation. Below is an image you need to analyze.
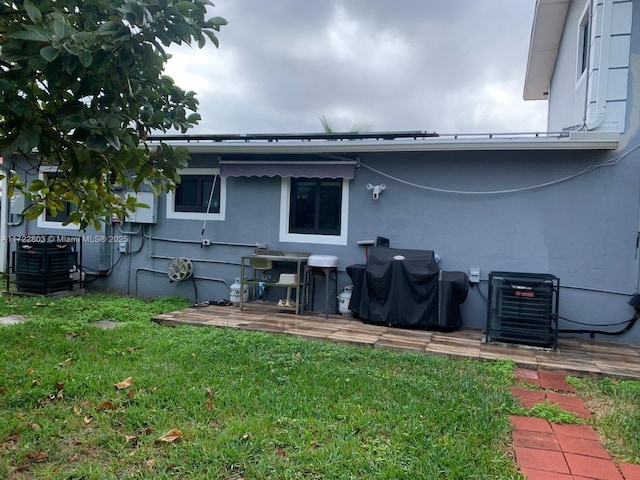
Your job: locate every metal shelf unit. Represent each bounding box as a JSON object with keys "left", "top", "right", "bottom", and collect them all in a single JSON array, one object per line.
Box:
[{"left": 239, "top": 252, "right": 309, "bottom": 314}]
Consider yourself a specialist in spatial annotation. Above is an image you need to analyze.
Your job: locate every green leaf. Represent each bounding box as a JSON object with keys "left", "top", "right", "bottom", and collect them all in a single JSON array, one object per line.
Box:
[
  {"left": 23, "top": 0, "right": 42, "bottom": 24},
  {"left": 186, "top": 113, "right": 201, "bottom": 123},
  {"left": 52, "top": 13, "right": 75, "bottom": 39},
  {"left": 174, "top": 1, "right": 198, "bottom": 15},
  {"left": 209, "top": 16, "right": 228, "bottom": 27},
  {"left": 12, "top": 26, "right": 49, "bottom": 42},
  {"left": 79, "top": 51, "right": 93, "bottom": 68},
  {"left": 105, "top": 132, "right": 122, "bottom": 150},
  {"left": 23, "top": 204, "right": 44, "bottom": 220},
  {"left": 28, "top": 179, "right": 45, "bottom": 192},
  {"left": 204, "top": 30, "right": 219, "bottom": 48},
  {"left": 150, "top": 111, "right": 165, "bottom": 123},
  {"left": 40, "top": 46, "right": 60, "bottom": 62}
]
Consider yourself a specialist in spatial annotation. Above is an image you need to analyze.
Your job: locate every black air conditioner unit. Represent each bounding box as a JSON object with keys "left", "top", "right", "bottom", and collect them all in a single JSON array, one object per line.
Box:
[
  {"left": 486, "top": 271, "right": 559, "bottom": 350},
  {"left": 12, "top": 238, "right": 82, "bottom": 294}
]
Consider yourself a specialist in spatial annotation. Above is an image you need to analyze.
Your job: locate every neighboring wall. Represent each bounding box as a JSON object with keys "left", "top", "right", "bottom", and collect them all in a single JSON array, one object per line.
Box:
[{"left": 548, "top": 0, "right": 632, "bottom": 132}]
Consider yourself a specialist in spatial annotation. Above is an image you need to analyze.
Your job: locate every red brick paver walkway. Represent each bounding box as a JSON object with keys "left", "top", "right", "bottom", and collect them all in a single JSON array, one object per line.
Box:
[{"left": 510, "top": 369, "right": 640, "bottom": 480}]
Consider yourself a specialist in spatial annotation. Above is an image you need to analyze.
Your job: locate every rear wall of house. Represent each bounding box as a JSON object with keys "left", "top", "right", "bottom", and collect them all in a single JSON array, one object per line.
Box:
[{"left": 7, "top": 144, "right": 640, "bottom": 344}]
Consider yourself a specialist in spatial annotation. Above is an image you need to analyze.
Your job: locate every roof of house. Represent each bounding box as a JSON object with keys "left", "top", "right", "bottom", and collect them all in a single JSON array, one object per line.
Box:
[
  {"left": 147, "top": 130, "right": 619, "bottom": 154},
  {"left": 523, "top": 0, "right": 570, "bottom": 101}
]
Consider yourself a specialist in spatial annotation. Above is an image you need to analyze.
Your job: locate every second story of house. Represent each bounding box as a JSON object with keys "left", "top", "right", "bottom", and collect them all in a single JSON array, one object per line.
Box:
[{"left": 524, "top": 0, "right": 634, "bottom": 135}]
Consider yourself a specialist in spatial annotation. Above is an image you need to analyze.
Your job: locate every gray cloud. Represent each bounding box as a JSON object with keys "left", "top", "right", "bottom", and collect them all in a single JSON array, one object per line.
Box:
[{"left": 165, "top": 0, "right": 548, "bottom": 135}]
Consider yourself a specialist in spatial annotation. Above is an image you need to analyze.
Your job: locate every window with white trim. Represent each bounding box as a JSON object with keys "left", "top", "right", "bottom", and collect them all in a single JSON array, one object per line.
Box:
[
  {"left": 577, "top": 5, "right": 590, "bottom": 81},
  {"left": 279, "top": 177, "right": 349, "bottom": 245},
  {"left": 36, "top": 166, "right": 80, "bottom": 230},
  {"left": 166, "top": 168, "right": 226, "bottom": 221}
]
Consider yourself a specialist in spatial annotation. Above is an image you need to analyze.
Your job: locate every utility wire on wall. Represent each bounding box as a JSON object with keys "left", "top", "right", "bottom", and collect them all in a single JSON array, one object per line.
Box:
[{"left": 359, "top": 144, "right": 639, "bottom": 195}]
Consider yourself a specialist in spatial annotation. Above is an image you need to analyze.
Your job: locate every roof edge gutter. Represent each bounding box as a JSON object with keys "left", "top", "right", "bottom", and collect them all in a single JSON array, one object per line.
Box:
[{"left": 160, "top": 132, "right": 619, "bottom": 154}]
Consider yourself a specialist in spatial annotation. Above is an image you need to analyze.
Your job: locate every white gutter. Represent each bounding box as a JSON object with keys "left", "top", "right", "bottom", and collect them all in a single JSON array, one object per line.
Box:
[
  {"left": 155, "top": 131, "right": 620, "bottom": 155},
  {"left": 586, "top": 0, "right": 613, "bottom": 131}
]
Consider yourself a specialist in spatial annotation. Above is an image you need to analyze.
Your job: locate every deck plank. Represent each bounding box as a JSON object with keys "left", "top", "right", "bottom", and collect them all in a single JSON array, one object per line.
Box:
[{"left": 152, "top": 304, "right": 640, "bottom": 380}]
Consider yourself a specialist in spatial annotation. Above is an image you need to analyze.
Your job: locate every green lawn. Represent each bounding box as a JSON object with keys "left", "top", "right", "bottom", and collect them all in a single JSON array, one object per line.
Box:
[
  {"left": 0, "top": 293, "right": 528, "bottom": 479},
  {"left": 568, "top": 375, "right": 640, "bottom": 464}
]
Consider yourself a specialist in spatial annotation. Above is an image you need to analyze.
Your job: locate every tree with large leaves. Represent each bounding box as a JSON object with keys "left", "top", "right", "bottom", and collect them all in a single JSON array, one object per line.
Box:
[{"left": 0, "top": 0, "right": 226, "bottom": 229}]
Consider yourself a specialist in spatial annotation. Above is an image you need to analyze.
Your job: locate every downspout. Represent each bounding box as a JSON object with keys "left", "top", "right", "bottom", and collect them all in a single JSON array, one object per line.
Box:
[
  {"left": 585, "top": 0, "right": 613, "bottom": 131},
  {"left": 0, "top": 164, "right": 10, "bottom": 274}
]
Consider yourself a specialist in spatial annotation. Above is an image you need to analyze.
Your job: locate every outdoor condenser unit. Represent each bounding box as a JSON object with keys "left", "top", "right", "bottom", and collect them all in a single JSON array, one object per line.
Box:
[
  {"left": 486, "top": 271, "right": 559, "bottom": 350},
  {"left": 12, "top": 238, "right": 82, "bottom": 294}
]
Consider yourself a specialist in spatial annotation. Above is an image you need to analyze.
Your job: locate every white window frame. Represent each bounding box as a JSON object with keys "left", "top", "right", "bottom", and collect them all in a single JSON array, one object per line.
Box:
[
  {"left": 36, "top": 166, "right": 82, "bottom": 231},
  {"left": 576, "top": 2, "right": 591, "bottom": 84},
  {"left": 166, "top": 168, "right": 226, "bottom": 221},
  {"left": 279, "top": 177, "right": 349, "bottom": 246}
]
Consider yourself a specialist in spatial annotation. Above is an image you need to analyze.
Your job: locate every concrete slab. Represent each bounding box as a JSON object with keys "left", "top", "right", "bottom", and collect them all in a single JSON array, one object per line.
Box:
[
  {"left": 89, "top": 320, "right": 121, "bottom": 330},
  {"left": 0, "top": 314, "right": 28, "bottom": 325}
]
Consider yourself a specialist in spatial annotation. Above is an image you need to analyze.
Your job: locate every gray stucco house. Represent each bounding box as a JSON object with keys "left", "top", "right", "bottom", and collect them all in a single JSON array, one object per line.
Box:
[{"left": 4, "top": 0, "right": 640, "bottom": 343}]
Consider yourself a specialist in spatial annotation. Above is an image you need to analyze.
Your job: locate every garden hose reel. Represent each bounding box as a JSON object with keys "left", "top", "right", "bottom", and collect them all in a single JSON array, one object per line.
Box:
[{"left": 167, "top": 257, "right": 193, "bottom": 282}]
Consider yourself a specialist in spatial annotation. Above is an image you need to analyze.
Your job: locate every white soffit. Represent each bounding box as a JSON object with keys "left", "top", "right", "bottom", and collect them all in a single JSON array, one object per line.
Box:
[{"left": 523, "top": 0, "right": 570, "bottom": 101}]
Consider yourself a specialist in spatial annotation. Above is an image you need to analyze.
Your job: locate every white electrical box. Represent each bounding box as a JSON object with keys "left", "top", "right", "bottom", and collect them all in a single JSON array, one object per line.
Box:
[
  {"left": 10, "top": 192, "right": 26, "bottom": 215},
  {"left": 125, "top": 191, "right": 158, "bottom": 224},
  {"left": 469, "top": 268, "right": 481, "bottom": 284}
]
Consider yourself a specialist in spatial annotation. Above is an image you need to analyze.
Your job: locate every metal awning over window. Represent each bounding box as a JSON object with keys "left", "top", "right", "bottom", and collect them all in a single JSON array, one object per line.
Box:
[{"left": 219, "top": 160, "right": 357, "bottom": 179}]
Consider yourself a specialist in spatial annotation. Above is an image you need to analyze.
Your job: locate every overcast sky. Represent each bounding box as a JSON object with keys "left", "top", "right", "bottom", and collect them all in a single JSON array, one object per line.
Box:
[{"left": 164, "top": 0, "right": 549, "bottom": 135}]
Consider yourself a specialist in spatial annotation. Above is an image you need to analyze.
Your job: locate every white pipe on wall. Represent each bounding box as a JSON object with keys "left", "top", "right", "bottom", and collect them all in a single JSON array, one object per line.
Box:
[
  {"left": 586, "top": 0, "right": 613, "bottom": 131},
  {"left": 0, "top": 164, "right": 10, "bottom": 274}
]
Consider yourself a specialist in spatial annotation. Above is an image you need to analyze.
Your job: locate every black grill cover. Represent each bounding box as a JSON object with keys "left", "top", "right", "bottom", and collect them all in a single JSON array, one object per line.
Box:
[{"left": 346, "top": 247, "right": 468, "bottom": 329}]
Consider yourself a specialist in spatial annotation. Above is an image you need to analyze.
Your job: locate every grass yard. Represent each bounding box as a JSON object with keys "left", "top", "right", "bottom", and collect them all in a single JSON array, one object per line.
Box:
[
  {"left": 0, "top": 293, "right": 525, "bottom": 479},
  {"left": 568, "top": 375, "right": 640, "bottom": 465}
]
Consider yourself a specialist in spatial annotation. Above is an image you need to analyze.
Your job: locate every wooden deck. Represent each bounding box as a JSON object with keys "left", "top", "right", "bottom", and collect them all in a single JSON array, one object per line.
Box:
[{"left": 152, "top": 303, "right": 640, "bottom": 380}]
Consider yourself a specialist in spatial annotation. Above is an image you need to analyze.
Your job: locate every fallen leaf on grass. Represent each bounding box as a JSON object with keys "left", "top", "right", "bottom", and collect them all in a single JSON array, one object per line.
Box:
[
  {"left": 29, "top": 423, "right": 40, "bottom": 431},
  {"left": 124, "top": 435, "right": 137, "bottom": 443},
  {"left": 126, "top": 389, "right": 136, "bottom": 399},
  {"left": 26, "top": 451, "right": 48, "bottom": 462},
  {"left": 73, "top": 405, "right": 82, "bottom": 415},
  {"left": 69, "top": 453, "right": 80, "bottom": 462},
  {"left": 31, "top": 379, "right": 41, "bottom": 387},
  {"left": 146, "top": 458, "right": 156, "bottom": 466},
  {"left": 205, "top": 387, "right": 213, "bottom": 397},
  {"left": 96, "top": 401, "right": 116, "bottom": 411},
  {"left": 27, "top": 368, "right": 34, "bottom": 376},
  {"left": 55, "top": 382, "right": 64, "bottom": 391},
  {"left": 58, "top": 358, "right": 73, "bottom": 368},
  {"left": 0, "top": 434, "right": 20, "bottom": 450},
  {"left": 205, "top": 399, "right": 214, "bottom": 411},
  {"left": 114, "top": 377, "right": 133, "bottom": 390},
  {"left": 56, "top": 390, "right": 64, "bottom": 400},
  {"left": 83, "top": 416, "right": 93, "bottom": 424},
  {"left": 157, "top": 429, "right": 183, "bottom": 443}
]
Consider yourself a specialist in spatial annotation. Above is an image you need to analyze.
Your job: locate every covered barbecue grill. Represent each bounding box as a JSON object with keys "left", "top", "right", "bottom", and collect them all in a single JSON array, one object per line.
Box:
[{"left": 346, "top": 247, "right": 468, "bottom": 330}]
